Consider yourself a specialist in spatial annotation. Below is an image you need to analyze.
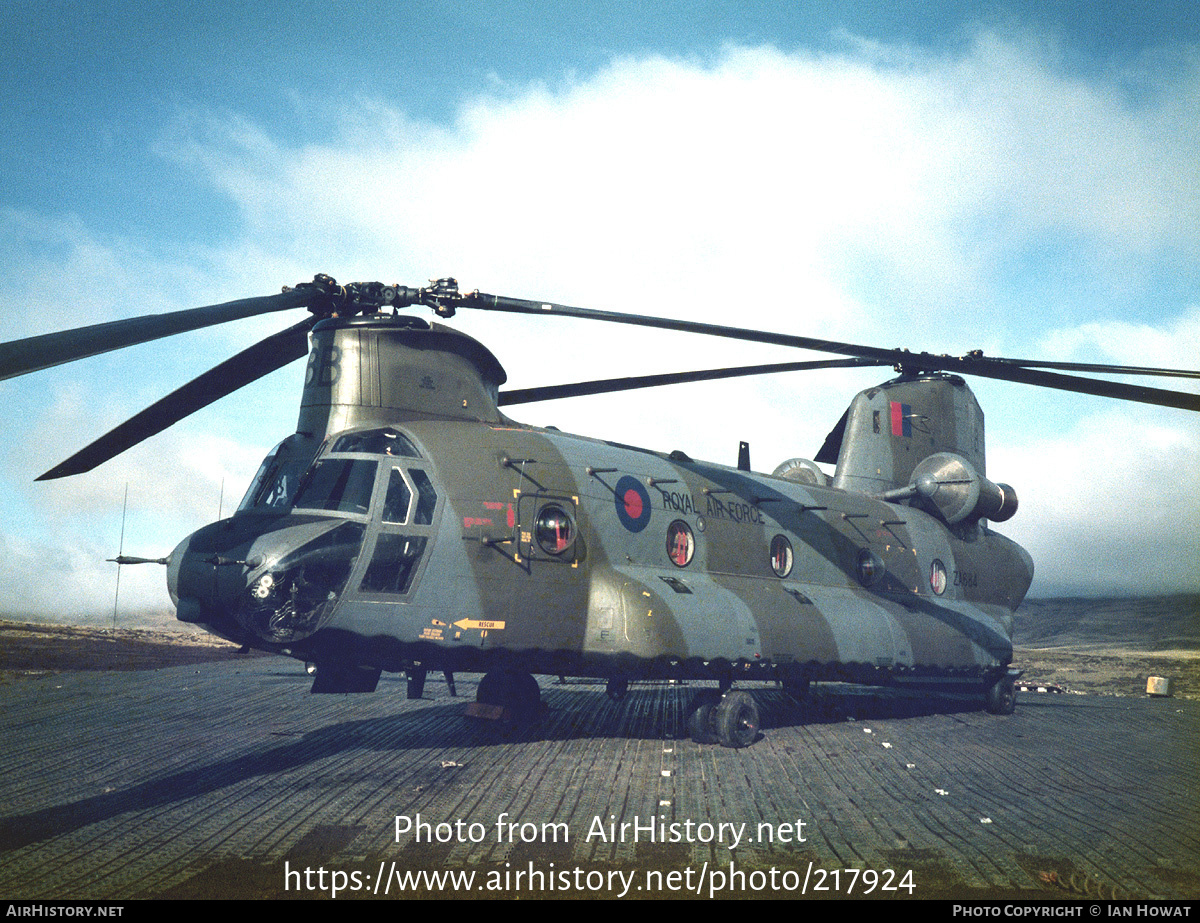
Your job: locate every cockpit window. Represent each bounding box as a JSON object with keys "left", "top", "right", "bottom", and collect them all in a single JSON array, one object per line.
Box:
[
  {"left": 381, "top": 468, "right": 412, "bottom": 524},
  {"left": 331, "top": 428, "right": 421, "bottom": 457},
  {"left": 360, "top": 535, "right": 427, "bottom": 594},
  {"left": 410, "top": 469, "right": 438, "bottom": 525},
  {"left": 292, "top": 459, "right": 378, "bottom": 515},
  {"left": 239, "top": 436, "right": 312, "bottom": 512}
]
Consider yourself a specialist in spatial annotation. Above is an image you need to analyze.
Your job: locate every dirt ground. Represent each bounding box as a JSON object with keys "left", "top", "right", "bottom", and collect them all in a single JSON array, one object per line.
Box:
[
  {"left": 1011, "top": 646, "right": 1199, "bottom": 700},
  {"left": 0, "top": 620, "right": 258, "bottom": 684},
  {"left": 2, "top": 618, "right": 1195, "bottom": 701}
]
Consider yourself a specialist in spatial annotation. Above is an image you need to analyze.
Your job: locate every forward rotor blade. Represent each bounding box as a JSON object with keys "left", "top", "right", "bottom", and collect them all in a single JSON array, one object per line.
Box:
[
  {"left": 37, "top": 319, "right": 314, "bottom": 480},
  {"left": 0, "top": 288, "right": 313, "bottom": 382},
  {"left": 500, "top": 357, "right": 887, "bottom": 405},
  {"left": 458, "top": 291, "right": 900, "bottom": 363},
  {"left": 456, "top": 291, "right": 1200, "bottom": 411}
]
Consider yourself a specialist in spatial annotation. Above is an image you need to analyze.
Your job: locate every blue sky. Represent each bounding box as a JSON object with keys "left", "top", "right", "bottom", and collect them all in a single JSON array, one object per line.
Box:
[{"left": 2, "top": 1, "right": 1198, "bottom": 620}]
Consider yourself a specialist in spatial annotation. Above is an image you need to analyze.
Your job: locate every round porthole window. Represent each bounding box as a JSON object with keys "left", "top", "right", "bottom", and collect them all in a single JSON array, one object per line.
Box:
[
  {"left": 857, "top": 549, "right": 884, "bottom": 587},
  {"left": 930, "top": 559, "right": 947, "bottom": 595},
  {"left": 666, "top": 520, "right": 695, "bottom": 567},
  {"left": 770, "top": 534, "right": 793, "bottom": 578},
  {"left": 535, "top": 504, "right": 575, "bottom": 555}
]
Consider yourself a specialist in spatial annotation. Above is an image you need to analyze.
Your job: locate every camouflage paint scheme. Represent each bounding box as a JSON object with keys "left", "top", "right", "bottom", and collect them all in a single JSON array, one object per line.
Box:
[{"left": 169, "top": 315, "right": 1033, "bottom": 696}]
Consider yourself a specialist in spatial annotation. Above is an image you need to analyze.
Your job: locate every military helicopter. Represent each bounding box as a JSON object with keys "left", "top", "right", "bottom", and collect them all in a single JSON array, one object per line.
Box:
[{"left": 3, "top": 275, "right": 1197, "bottom": 748}]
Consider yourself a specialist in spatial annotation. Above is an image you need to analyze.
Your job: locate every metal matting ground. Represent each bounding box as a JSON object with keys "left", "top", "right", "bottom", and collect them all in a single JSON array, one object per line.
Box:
[{"left": 0, "top": 660, "right": 1196, "bottom": 900}]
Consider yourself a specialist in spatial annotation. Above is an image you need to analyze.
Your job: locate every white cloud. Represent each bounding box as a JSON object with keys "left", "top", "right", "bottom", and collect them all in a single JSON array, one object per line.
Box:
[
  {"left": 1038, "top": 305, "right": 1200, "bottom": 369},
  {"left": 150, "top": 32, "right": 1200, "bottom": 346},
  {"left": 994, "top": 408, "right": 1200, "bottom": 595},
  {"left": 0, "top": 526, "right": 171, "bottom": 618},
  {"left": 4, "top": 27, "right": 1199, "bottom": 617}
]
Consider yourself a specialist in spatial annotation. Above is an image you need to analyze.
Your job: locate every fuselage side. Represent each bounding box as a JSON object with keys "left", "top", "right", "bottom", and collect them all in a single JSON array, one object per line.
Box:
[{"left": 172, "top": 417, "right": 1033, "bottom": 688}]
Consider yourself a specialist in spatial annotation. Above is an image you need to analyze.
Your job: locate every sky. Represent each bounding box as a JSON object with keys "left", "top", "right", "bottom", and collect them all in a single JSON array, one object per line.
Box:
[{"left": 1, "top": 0, "right": 1198, "bottom": 622}]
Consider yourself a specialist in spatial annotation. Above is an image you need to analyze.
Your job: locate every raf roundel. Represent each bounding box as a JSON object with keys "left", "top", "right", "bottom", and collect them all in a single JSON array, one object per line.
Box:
[{"left": 614, "top": 475, "right": 652, "bottom": 533}]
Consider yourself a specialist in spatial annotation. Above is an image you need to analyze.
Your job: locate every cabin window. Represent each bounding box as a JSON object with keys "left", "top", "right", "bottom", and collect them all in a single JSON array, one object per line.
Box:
[
  {"left": 770, "top": 535, "right": 793, "bottom": 578},
  {"left": 929, "top": 559, "right": 947, "bottom": 595},
  {"left": 535, "top": 504, "right": 575, "bottom": 555},
  {"left": 293, "top": 459, "right": 377, "bottom": 515},
  {"left": 666, "top": 520, "right": 695, "bottom": 567},
  {"left": 856, "top": 549, "right": 884, "bottom": 587}
]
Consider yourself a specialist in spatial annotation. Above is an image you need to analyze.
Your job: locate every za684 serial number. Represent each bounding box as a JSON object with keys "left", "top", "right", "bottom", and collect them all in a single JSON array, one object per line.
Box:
[{"left": 809, "top": 867, "right": 915, "bottom": 894}]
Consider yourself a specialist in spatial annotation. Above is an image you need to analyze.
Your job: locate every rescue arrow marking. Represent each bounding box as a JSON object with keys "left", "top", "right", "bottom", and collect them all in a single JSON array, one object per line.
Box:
[{"left": 454, "top": 618, "right": 507, "bottom": 631}]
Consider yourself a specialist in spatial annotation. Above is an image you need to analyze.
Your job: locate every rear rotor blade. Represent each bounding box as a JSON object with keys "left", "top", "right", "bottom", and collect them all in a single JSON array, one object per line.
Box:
[
  {"left": 932, "top": 353, "right": 1200, "bottom": 412},
  {"left": 453, "top": 290, "right": 1200, "bottom": 412},
  {"left": 500, "top": 357, "right": 887, "bottom": 405},
  {"left": 37, "top": 319, "right": 314, "bottom": 480},
  {"left": 0, "top": 288, "right": 313, "bottom": 382}
]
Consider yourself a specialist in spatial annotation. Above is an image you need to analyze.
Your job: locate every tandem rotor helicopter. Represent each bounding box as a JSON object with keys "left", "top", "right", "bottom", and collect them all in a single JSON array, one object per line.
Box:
[{"left": 3, "top": 275, "right": 1198, "bottom": 747}]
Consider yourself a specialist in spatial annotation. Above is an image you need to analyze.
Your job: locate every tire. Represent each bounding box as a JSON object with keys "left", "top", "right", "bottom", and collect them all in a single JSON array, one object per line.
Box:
[
  {"left": 985, "top": 676, "right": 1016, "bottom": 715},
  {"left": 687, "top": 691, "right": 720, "bottom": 744},
  {"left": 477, "top": 669, "right": 541, "bottom": 715},
  {"left": 714, "top": 691, "right": 759, "bottom": 748}
]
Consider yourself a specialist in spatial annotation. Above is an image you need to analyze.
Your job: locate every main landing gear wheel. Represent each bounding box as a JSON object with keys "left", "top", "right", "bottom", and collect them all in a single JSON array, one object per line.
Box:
[
  {"left": 475, "top": 669, "right": 541, "bottom": 720},
  {"left": 687, "top": 691, "right": 720, "bottom": 744},
  {"left": 985, "top": 675, "right": 1017, "bottom": 715},
  {"left": 687, "top": 690, "right": 760, "bottom": 748},
  {"left": 606, "top": 678, "right": 629, "bottom": 702},
  {"left": 714, "top": 691, "right": 759, "bottom": 748}
]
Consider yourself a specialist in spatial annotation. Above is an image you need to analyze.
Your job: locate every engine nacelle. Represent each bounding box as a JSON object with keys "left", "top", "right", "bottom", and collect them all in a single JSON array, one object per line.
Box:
[
  {"left": 772, "top": 457, "right": 831, "bottom": 487},
  {"left": 909, "top": 452, "right": 1018, "bottom": 525}
]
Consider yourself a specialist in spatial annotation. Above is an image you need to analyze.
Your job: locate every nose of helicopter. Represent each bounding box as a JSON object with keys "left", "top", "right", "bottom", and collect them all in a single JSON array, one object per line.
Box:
[
  {"left": 169, "top": 517, "right": 366, "bottom": 646},
  {"left": 168, "top": 523, "right": 257, "bottom": 635}
]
